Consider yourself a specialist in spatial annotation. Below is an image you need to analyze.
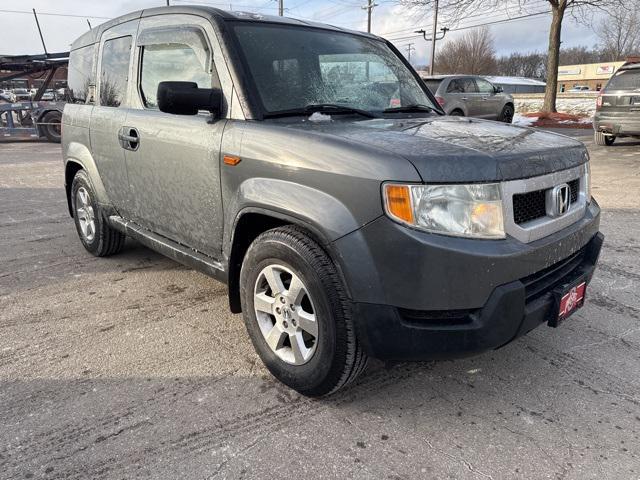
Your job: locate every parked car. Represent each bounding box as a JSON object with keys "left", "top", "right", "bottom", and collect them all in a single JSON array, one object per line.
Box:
[
  {"left": 12, "top": 88, "right": 31, "bottom": 101},
  {"left": 593, "top": 60, "right": 640, "bottom": 146},
  {"left": 422, "top": 75, "right": 515, "bottom": 122},
  {"left": 568, "top": 86, "right": 590, "bottom": 92},
  {"left": 63, "top": 6, "right": 603, "bottom": 396},
  {"left": 0, "top": 89, "right": 16, "bottom": 102}
]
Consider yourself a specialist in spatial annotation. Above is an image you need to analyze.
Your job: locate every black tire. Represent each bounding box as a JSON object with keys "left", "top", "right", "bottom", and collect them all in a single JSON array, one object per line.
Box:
[
  {"left": 71, "top": 170, "right": 125, "bottom": 257},
  {"left": 41, "top": 111, "right": 62, "bottom": 143},
  {"left": 240, "top": 226, "right": 367, "bottom": 396},
  {"left": 594, "top": 131, "right": 615, "bottom": 146},
  {"left": 450, "top": 109, "right": 464, "bottom": 116},
  {"left": 499, "top": 104, "right": 514, "bottom": 123}
]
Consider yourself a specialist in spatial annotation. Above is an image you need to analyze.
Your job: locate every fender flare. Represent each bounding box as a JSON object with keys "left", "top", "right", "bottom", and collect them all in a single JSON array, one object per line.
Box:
[{"left": 64, "top": 141, "right": 111, "bottom": 216}]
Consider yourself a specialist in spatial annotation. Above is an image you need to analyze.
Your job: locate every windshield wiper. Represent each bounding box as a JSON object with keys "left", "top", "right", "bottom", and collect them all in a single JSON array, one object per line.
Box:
[
  {"left": 264, "top": 103, "right": 379, "bottom": 119},
  {"left": 383, "top": 104, "right": 438, "bottom": 114}
]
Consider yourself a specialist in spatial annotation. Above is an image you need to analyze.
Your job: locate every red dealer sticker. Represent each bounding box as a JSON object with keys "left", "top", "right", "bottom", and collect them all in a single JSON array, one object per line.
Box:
[{"left": 557, "top": 281, "right": 586, "bottom": 322}]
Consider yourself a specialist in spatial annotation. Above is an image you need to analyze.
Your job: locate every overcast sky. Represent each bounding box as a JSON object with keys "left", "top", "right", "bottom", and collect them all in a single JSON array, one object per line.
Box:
[{"left": 0, "top": 0, "right": 604, "bottom": 65}]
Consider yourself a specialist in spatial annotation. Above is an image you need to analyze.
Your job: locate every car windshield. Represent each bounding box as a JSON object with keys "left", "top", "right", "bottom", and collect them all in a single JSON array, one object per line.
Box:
[
  {"left": 231, "top": 23, "right": 435, "bottom": 115},
  {"left": 606, "top": 69, "right": 640, "bottom": 91}
]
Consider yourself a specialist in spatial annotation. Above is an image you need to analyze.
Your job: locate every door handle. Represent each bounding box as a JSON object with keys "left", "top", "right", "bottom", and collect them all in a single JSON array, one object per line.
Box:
[
  {"left": 461, "top": 97, "right": 468, "bottom": 101},
  {"left": 118, "top": 127, "right": 140, "bottom": 151}
]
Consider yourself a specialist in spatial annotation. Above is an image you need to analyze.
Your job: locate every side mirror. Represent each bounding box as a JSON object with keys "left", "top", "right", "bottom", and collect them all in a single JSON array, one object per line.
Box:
[
  {"left": 157, "top": 81, "right": 221, "bottom": 116},
  {"left": 494, "top": 85, "right": 504, "bottom": 94}
]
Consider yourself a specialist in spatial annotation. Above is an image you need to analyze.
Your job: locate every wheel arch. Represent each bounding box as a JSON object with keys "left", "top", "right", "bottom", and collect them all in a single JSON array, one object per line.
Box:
[
  {"left": 226, "top": 207, "right": 352, "bottom": 314},
  {"left": 63, "top": 141, "right": 111, "bottom": 217}
]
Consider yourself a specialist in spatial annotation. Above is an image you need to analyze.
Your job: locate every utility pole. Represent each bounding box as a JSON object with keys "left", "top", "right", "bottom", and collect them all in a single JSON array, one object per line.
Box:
[
  {"left": 278, "top": 0, "right": 284, "bottom": 16},
  {"left": 362, "top": 0, "right": 378, "bottom": 33},
  {"left": 429, "top": 0, "right": 439, "bottom": 75},
  {"left": 406, "top": 43, "right": 415, "bottom": 64}
]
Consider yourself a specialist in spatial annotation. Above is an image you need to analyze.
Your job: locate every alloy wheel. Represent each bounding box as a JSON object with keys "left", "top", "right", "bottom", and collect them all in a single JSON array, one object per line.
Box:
[
  {"left": 253, "top": 264, "right": 318, "bottom": 365},
  {"left": 76, "top": 186, "right": 96, "bottom": 242}
]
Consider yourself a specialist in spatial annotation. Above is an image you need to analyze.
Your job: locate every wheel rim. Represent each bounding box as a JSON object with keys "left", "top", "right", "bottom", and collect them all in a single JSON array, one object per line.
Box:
[
  {"left": 76, "top": 187, "right": 96, "bottom": 242},
  {"left": 253, "top": 264, "right": 318, "bottom": 365}
]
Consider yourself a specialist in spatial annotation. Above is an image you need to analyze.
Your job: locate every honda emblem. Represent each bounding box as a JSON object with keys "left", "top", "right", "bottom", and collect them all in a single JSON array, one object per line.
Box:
[{"left": 546, "top": 183, "right": 571, "bottom": 217}]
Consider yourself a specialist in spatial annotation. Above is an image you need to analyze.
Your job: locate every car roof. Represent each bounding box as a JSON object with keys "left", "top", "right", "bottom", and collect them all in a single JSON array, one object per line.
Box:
[{"left": 70, "top": 5, "right": 378, "bottom": 50}]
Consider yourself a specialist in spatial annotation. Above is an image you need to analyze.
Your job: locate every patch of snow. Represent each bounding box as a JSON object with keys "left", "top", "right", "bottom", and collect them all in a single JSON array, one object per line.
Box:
[
  {"left": 513, "top": 114, "right": 538, "bottom": 127},
  {"left": 308, "top": 112, "right": 332, "bottom": 122},
  {"left": 484, "top": 76, "right": 546, "bottom": 86}
]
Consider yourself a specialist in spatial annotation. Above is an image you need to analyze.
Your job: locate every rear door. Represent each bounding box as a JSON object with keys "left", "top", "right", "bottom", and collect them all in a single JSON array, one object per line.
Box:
[
  {"left": 447, "top": 77, "right": 481, "bottom": 117},
  {"left": 123, "top": 14, "right": 227, "bottom": 257},
  {"left": 599, "top": 67, "right": 640, "bottom": 122},
  {"left": 89, "top": 20, "right": 138, "bottom": 218}
]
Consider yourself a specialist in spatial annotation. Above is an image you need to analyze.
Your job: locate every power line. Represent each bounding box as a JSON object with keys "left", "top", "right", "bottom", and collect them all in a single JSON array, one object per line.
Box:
[
  {"left": 387, "top": 9, "right": 551, "bottom": 43},
  {"left": 381, "top": 0, "right": 549, "bottom": 38},
  {"left": 0, "top": 8, "right": 111, "bottom": 20}
]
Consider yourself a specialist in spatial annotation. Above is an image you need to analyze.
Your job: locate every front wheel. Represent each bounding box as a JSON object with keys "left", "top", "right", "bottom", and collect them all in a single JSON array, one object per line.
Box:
[
  {"left": 239, "top": 226, "right": 367, "bottom": 396},
  {"left": 499, "top": 104, "right": 514, "bottom": 123}
]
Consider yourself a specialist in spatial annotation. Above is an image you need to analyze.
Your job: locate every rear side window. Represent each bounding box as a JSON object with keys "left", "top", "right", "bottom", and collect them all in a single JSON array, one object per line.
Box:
[
  {"left": 139, "top": 43, "right": 211, "bottom": 109},
  {"left": 67, "top": 45, "right": 96, "bottom": 103},
  {"left": 447, "top": 78, "right": 476, "bottom": 93},
  {"left": 100, "top": 36, "right": 132, "bottom": 107},
  {"left": 606, "top": 69, "right": 640, "bottom": 91}
]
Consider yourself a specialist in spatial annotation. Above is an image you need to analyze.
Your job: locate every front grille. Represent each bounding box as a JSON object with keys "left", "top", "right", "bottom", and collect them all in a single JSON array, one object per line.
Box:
[
  {"left": 569, "top": 179, "right": 579, "bottom": 203},
  {"left": 521, "top": 247, "right": 586, "bottom": 303},
  {"left": 513, "top": 178, "right": 581, "bottom": 225},
  {"left": 513, "top": 189, "right": 546, "bottom": 224}
]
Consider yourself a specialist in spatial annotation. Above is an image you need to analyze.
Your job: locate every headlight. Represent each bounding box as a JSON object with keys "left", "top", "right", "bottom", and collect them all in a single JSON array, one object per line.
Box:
[
  {"left": 383, "top": 183, "right": 505, "bottom": 239},
  {"left": 585, "top": 161, "right": 592, "bottom": 203}
]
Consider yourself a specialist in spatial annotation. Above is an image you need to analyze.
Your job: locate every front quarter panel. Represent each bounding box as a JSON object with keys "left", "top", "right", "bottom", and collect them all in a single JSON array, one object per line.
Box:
[{"left": 220, "top": 120, "right": 420, "bottom": 250}]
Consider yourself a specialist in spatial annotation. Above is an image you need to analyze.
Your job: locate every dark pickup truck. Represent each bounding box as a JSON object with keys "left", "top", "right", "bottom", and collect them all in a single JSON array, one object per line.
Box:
[{"left": 62, "top": 6, "right": 603, "bottom": 396}]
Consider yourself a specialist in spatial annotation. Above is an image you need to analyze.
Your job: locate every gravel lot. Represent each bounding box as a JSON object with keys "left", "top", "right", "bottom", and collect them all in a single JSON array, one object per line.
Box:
[{"left": 1, "top": 134, "right": 639, "bottom": 480}]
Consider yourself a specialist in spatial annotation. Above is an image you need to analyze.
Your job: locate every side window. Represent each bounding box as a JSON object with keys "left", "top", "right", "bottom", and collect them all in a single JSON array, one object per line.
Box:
[
  {"left": 461, "top": 78, "right": 478, "bottom": 93},
  {"left": 139, "top": 43, "right": 211, "bottom": 109},
  {"left": 67, "top": 44, "right": 96, "bottom": 104},
  {"left": 100, "top": 36, "right": 132, "bottom": 107},
  {"left": 475, "top": 78, "right": 494, "bottom": 94},
  {"left": 447, "top": 79, "right": 464, "bottom": 93}
]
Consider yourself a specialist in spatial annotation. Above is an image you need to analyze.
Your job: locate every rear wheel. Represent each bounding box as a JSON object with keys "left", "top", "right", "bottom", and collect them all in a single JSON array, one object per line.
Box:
[
  {"left": 71, "top": 170, "right": 125, "bottom": 256},
  {"left": 41, "top": 111, "right": 62, "bottom": 143},
  {"left": 499, "top": 104, "right": 514, "bottom": 123},
  {"left": 594, "top": 131, "right": 615, "bottom": 146},
  {"left": 450, "top": 109, "right": 464, "bottom": 117},
  {"left": 240, "top": 226, "right": 367, "bottom": 396}
]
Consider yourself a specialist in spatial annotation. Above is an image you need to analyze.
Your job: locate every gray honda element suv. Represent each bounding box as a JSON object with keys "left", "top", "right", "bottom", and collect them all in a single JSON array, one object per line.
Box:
[{"left": 62, "top": 6, "right": 603, "bottom": 396}]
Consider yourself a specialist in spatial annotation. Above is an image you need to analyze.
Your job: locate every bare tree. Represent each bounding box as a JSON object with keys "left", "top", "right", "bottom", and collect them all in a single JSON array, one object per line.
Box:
[
  {"left": 596, "top": 4, "right": 640, "bottom": 61},
  {"left": 497, "top": 51, "right": 546, "bottom": 78},
  {"left": 398, "top": 0, "right": 625, "bottom": 112},
  {"left": 436, "top": 27, "right": 497, "bottom": 74}
]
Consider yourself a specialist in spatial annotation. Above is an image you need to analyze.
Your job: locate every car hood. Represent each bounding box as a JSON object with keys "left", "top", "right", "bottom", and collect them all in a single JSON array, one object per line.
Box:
[{"left": 281, "top": 115, "right": 587, "bottom": 182}]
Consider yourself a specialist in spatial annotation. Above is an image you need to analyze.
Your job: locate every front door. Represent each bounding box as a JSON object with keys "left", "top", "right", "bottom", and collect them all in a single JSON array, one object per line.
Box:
[
  {"left": 123, "top": 20, "right": 225, "bottom": 258},
  {"left": 89, "top": 21, "right": 138, "bottom": 218},
  {"left": 475, "top": 78, "right": 501, "bottom": 120}
]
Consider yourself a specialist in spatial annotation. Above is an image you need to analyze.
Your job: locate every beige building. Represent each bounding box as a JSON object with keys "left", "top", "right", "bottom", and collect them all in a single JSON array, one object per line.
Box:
[{"left": 557, "top": 61, "right": 625, "bottom": 92}]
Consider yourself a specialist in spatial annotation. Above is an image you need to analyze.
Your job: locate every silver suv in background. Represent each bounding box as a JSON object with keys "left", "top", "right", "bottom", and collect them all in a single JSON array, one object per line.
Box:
[
  {"left": 593, "top": 60, "right": 640, "bottom": 146},
  {"left": 422, "top": 75, "right": 515, "bottom": 123}
]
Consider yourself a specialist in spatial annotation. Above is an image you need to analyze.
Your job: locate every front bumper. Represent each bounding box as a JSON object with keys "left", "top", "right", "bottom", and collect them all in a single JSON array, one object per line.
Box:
[
  {"left": 333, "top": 201, "right": 602, "bottom": 360},
  {"left": 351, "top": 231, "right": 603, "bottom": 360}
]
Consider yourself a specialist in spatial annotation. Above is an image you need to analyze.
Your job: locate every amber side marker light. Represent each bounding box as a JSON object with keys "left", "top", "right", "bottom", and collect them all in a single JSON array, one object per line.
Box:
[
  {"left": 384, "top": 184, "right": 414, "bottom": 224},
  {"left": 223, "top": 155, "right": 241, "bottom": 166}
]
